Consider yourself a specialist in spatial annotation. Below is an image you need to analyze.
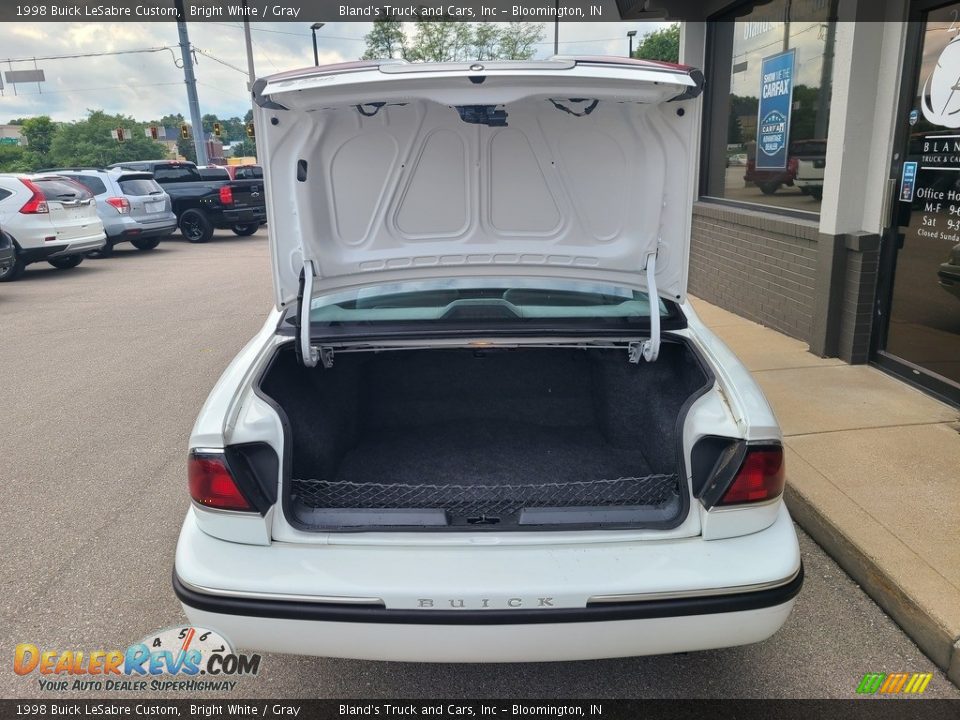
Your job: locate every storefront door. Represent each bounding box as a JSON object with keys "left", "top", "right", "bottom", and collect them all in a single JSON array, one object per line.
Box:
[{"left": 876, "top": 0, "right": 960, "bottom": 405}]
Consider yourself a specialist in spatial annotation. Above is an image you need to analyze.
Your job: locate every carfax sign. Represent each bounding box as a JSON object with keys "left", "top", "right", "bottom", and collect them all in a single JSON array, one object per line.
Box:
[{"left": 756, "top": 49, "right": 796, "bottom": 170}]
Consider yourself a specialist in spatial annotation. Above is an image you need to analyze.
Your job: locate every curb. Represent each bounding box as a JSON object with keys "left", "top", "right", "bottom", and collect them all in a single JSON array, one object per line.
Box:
[{"left": 784, "top": 485, "right": 960, "bottom": 688}]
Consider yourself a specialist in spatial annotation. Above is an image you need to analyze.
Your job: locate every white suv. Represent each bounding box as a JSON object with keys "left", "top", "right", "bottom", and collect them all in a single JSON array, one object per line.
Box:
[
  {"left": 0, "top": 174, "right": 106, "bottom": 281},
  {"left": 174, "top": 58, "right": 802, "bottom": 662}
]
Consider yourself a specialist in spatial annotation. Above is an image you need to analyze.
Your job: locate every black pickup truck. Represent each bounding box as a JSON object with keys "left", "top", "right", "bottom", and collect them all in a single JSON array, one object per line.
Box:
[{"left": 108, "top": 160, "right": 266, "bottom": 243}]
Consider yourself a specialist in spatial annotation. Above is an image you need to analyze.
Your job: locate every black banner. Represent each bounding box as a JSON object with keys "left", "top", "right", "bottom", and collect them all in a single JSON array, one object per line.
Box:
[
  {"left": 0, "top": 0, "right": 897, "bottom": 23},
  {"left": 1, "top": 700, "right": 959, "bottom": 720}
]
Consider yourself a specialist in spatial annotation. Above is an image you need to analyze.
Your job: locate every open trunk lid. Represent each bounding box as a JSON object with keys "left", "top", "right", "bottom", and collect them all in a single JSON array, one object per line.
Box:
[{"left": 254, "top": 57, "right": 703, "bottom": 316}]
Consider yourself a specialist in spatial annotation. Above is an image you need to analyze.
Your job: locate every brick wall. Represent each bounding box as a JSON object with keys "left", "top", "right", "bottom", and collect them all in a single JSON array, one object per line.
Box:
[
  {"left": 689, "top": 202, "right": 820, "bottom": 343},
  {"left": 837, "top": 234, "right": 881, "bottom": 364}
]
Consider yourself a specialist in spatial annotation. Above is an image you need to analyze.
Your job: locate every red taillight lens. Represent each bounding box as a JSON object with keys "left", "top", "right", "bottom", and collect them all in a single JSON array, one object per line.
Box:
[
  {"left": 718, "top": 446, "right": 785, "bottom": 505},
  {"left": 18, "top": 179, "right": 48, "bottom": 214},
  {"left": 106, "top": 197, "right": 130, "bottom": 214},
  {"left": 219, "top": 185, "right": 233, "bottom": 205},
  {"left": 188, "top": 452, "right": 253, "bottom": 511}
]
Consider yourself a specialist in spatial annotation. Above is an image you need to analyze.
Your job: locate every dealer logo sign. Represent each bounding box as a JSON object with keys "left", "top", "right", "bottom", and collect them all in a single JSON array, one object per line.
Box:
[{"left": 14, "top": 626, "right": 261, "bottom": 693}]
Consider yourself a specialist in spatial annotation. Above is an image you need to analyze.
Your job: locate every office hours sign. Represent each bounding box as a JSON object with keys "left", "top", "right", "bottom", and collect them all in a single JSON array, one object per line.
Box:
[{"left": 756, "top": 49, "right": 796, "bottom": 170}]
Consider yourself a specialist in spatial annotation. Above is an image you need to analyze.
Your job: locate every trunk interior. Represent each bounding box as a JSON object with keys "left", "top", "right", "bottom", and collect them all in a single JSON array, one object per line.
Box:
[{"left": 259, "top": 341, "right": 711, "bottom": 531}]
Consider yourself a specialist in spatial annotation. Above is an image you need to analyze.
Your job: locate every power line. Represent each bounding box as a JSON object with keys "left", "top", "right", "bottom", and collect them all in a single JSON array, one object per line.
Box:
[
  {"left": 0, "top": 46, "right": 178, "bottom": 64},
  {"left": 194, "top": 48, "right": 249, "bottom": 75},
  {"left": 207, "top": 21, "right": 365, "bottom": 42}
]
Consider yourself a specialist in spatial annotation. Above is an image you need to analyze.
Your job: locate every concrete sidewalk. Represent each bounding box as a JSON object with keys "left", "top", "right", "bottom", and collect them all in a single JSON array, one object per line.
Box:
[{"left": 690, "top": 296, "right": 960, "bottom": 686}]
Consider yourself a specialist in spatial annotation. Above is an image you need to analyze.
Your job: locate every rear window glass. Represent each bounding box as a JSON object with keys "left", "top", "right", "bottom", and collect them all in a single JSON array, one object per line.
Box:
[
  {"left": 153, "top": 166, "right": 200, "bottom": 183},
  {"left": 118, "top": 177, "right": 163, "bottom": 196},
  {"left": 307, "top": 279, "right": 672, "bottom": 327},
  {"left": 35, "top": 178, "right": 93, "bottom": 201},
  {"left": 199, "top": 167, "right": 229, "bottom": 180},
  {"left": 233, "top": 166, "right": 262, "bottom": 180},
  {"left": 66, "top": 174, "right": 107, "bottom": 195}
]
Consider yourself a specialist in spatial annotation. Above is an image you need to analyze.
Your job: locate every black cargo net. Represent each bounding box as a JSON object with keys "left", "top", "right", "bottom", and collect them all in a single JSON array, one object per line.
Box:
[{"left": 291, "top": 474, "right": 680, "bottom": 518}]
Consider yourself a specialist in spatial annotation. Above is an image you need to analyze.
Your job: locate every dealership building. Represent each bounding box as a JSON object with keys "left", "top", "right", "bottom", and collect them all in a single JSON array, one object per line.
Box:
[{"left": 654, "top": 0, "right": 960, "bottom": 406}]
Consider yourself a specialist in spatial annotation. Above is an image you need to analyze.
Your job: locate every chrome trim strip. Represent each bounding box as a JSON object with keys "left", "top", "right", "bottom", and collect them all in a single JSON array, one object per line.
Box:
[
  {"left": 587, "top": 567, "right": 802, "bottom": 605},
  {"left": 176, "top": 576, "right": 385, "bottom": 607}
]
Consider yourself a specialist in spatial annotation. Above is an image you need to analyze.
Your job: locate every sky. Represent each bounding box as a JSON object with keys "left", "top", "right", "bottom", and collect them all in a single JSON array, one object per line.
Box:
[{"left": 0, "top": 21, "right": 669, "bottom": 123}]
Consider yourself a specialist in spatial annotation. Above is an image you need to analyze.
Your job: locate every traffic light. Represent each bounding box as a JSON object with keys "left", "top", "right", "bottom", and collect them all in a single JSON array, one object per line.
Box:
[
  {"left": 245, "top": 122, "right": 255, "bottom": 139},
  {"left": 213, "top": 122, "right": 222, "bottom": 138},
  {"left": 180, "top": 124, "right": 190, "bottom": 139},
  {"left": 116, "top": 127, "right": 125, "bottom": 143},
  {"left": 149, "top": 126, "right": 159, "bottom": 141}
]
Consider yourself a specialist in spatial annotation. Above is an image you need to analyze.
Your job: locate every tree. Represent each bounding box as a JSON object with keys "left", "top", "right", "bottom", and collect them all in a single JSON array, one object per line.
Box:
[
  {"left": 494, "top": 23, "right": 542, "bottom": 61},
  {"left": 727, "top": 106, "right": 743, "bottom": 145},
  {"left": 632, "top": 23, "right": 680, "bottom": 63},
  {"left": 48, "top": 110, "right": 167, "bottom": 168},
  {"left": 362, "top": 21, "right": 545, "bottom": 62},
  {"left": 21, "top": 116, "right": 56, "bottom": 165},
  {"left": 231, "top": 139, "right": 257, "bottom": 158},
  {"left": 362, "top": 18, "right": 407, "bottom": 60},
  {"left": 0, "top": 144, "right": 32, "bottom": 173}
]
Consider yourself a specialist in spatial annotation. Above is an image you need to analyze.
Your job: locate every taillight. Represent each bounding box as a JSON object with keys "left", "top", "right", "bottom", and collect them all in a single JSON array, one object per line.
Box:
[
  {"left": 188, "top": 451, "right": 253, "bottom": 512},
  {"left": 717, "top": 446, "right": 785, "bottom": 505},
  {"left": 106, "top": 197, "right": 130, "bottom": 214},
  {"left": 18, "top": 179, "right": 48, "bottom": 214},
  {"left": 219, "top": 185, "right": 233, "bottom": 205}
]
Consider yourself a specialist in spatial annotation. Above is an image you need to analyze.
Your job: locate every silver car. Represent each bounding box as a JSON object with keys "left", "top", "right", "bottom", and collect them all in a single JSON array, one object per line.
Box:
[{"left": 44, "top": 168, "right": 178, "bottom": 255}]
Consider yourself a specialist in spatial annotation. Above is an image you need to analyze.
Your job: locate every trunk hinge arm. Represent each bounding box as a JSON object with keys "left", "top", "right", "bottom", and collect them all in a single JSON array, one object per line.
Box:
[
  {"left": 295, "top": 261, "right": 334, "bottom": 369},
  {"left": 629, "top": 250, "right": 661, "bottom": 364}
]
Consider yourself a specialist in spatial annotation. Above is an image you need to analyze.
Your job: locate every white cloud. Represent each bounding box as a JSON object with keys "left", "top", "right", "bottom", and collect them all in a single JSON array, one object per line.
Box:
[{"left": 0, "top": 20, "right": 672, "bottom": 122}]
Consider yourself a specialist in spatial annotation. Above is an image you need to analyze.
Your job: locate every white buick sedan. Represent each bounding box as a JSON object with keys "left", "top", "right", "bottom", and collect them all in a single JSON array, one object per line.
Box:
[{"left": 174, "top": 57, "right": 802, "bottom": 662}]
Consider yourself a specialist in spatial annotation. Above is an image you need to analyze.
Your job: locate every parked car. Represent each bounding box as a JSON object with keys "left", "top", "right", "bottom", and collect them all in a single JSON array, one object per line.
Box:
[
  {"left": 0, "top": 228, "right": 14, "bottom": 275},
  {"left": 173, "top": 58, "right": 802, "bottom": 663},
  {"left": 107, "top": 160, "right": 266, "bottom": 243},
  {"left": 792, "top": 139, "right": 827, "bottom": 201},
  {"left": 224, "top": 164, "right": 263, "bottom": 181},
  {"left": 939, "top": 242, "right": 960, "bottom": 300},
  {"left": 744, "top": 155, "right": 798, "bottom": 195},
  {"left": 0, "top": 174, "right": 106, "bottom": 281},
  {"left": 40, "top": 168, "right": 178, "bottom": 255}
]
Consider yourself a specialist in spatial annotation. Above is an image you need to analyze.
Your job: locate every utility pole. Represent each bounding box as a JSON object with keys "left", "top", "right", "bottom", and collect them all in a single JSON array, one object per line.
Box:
[
  {"left": 553, "top": 0, "right": 559, "bottom": 55},
  {"left": 174, "top": 0, "right": 208, "bottom": 166},
  {"left": 243, "top": 0, "right": 257, "bottom": 114}
]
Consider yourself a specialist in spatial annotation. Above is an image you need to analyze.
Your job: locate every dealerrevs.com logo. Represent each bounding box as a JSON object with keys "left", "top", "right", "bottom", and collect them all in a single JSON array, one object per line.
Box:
[{"left": 14, "top": 626, "right": 261, "bottom": 692}]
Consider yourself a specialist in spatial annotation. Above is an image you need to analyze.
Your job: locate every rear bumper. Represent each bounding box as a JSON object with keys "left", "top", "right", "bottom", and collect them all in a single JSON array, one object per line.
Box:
[
  {"left": 216, "top": 207, "right": 267, "bottom": 227},
  {"left": 20, "top": 234, "right": 106, "bottom": 262},
  {"left": 107, "top": 216, "right": 178, "bottom": 241},
  {"left": 177, "top": 582, "right": 799, "bottom": 662},
  {"left": 174, "top": 504, "right": 802, "bottom": 661}
]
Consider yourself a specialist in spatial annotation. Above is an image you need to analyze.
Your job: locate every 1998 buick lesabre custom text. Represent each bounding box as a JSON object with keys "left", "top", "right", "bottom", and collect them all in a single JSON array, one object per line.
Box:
[{"left": 173, "top": 57, "right": 803, "bottom": 662}]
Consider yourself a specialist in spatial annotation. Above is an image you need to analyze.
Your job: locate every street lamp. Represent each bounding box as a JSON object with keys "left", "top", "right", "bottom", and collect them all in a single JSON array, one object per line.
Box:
[
  {"left": 310, "top": 22, "right": 325, "bottom": 66},
  {"left": 627, "top": 30, "right": 637, "bottom": 58}
]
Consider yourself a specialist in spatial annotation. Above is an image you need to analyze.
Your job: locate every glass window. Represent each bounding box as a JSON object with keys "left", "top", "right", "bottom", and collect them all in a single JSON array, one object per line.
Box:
[
  {"left": 67, "top": 174, "right": 107, "bottom": 196},
  {"left": 233, "top": 166, "right": 262, "bottom": 180},
  {"left": 153, "top": 166, "right": 200, "bottom": 183},
  {"left": 884, "top": 4, "right": 960, "bottom": 391},
  {"left": 305, "top": 278, "right": 672, "bottom": 329},
  {"left": 118, "top": 177, "right": 163, "bottom": 196},
  {"left": 703, "top": 0, "right": 837, "bottom": 214},
  {"left": 198, "top": 167, "right": 229, "bottom": 180},
  {"left": 34, "top": 178, "right": 93, "bottom": 201}
]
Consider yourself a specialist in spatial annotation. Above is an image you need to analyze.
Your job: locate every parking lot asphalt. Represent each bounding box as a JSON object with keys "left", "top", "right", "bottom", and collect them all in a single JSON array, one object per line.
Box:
[{"left": 1, "top": 230, "right": 958, "bottom": 700}]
